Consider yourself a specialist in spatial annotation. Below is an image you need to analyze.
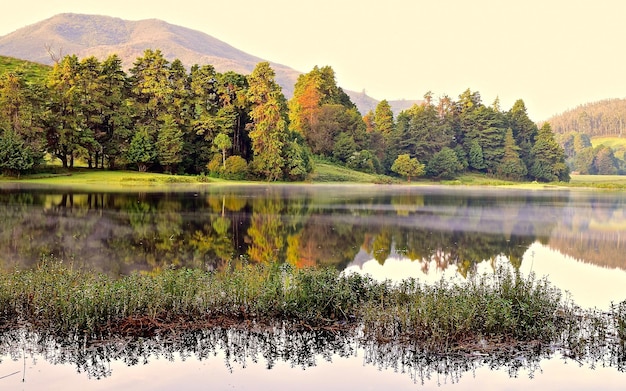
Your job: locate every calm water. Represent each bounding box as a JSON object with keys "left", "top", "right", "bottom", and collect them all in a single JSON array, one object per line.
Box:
[{"left": 1, "top": 183, "right": 626, "bottom": 389}]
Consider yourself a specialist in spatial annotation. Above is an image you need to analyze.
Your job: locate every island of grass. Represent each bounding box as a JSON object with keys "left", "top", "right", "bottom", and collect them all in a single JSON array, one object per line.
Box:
[{"left": 0, "top": 260, "right": 623, "bottom": 360}]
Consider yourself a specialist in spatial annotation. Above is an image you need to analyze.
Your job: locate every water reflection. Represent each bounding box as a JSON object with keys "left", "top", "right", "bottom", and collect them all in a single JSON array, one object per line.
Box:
[
  {"left": 1, "top": 322, "right": 624, "bottom": 388},
  {"left": 1, "top": 185, "right": 625, "bottom": 277}
]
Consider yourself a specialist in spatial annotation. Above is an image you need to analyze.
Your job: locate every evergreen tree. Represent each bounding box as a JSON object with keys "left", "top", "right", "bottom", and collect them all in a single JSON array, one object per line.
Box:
[
  {"left": 374, "top": 99, "right": 394, "bottom": 135},
  {"left": 468, "top": 139, "right": 486, "bottom": 170},
  {"left": 156, "top": 114, "right": 184, "bottom": 173},
  {"left": 127, "top": 128, "right": 156, "bottom": 172},
  {"left": 506, "top": 99, "right": 538, "bottom": 170},
  {"left": 0, "top": 129, "right": 35, "bottom": 177},
  {"left": 44, "top": 55, "right": 84, "bottom": 168},
  {"left": 426, "top": 147, "right": 463, "bottom": 179},
  {"left": 497, "top": 128, "right": 527, "bottom": 180},
  {"left": 529, "top": 123, "right": 570, "bottom": 182},
  {"left": 247, "top": 62, "right": 288, "bottom": 181},
  {"left": 99, "top": 55, "right": 131, "bottom": 169}
]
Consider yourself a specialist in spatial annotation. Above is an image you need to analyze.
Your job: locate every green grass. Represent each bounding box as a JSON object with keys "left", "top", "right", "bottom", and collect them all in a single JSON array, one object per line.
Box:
[
  {"left": 591, "top": 135, "right": 626, "bottom": 160},
  {"left": 308, "top": 161, "right": 396, "bottom": 183},
  {"left": 0, "top": 169, "right": 221, "bottom": 191},
  {"left": 591, "top": 135, "right": 626, "bottom": 149},
  {"left": 0, "top": 259, "right": 621, "bottom": 355},
  {"left": 0, "top": 55, "right": 51, "bottom": 84},
  {"left": 568, "top": 174, "right": 626, "bottom": 189}
]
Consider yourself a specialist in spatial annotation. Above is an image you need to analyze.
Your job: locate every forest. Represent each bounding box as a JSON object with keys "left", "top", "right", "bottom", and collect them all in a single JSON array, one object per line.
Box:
[
  {"left": 0, "top": 50, "right": 569, "bottom": 182},
  {"left": 547, "top": 99, "right": 626, "bottom": 175}
]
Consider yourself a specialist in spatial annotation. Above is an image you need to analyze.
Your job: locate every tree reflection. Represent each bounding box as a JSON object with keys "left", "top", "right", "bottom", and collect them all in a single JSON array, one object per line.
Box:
[{"left": 1, "top": 186, "right": 625, "bottom": 276}]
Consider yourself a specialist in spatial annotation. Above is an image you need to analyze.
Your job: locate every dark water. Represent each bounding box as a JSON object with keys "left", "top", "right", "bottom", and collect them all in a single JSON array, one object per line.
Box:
[{"left": 1, "top": 183, "right": 626, "bottom": 389}]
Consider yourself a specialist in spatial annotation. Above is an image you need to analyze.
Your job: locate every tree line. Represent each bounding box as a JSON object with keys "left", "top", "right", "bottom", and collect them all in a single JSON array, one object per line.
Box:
[{"left": 0, "top": 50, "right": 569, "bottom": 182}]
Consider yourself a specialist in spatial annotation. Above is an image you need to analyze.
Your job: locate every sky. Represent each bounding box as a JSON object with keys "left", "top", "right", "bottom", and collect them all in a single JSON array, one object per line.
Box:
[{"left": 1, "top": 0, "right": 625, "bottom": 121}]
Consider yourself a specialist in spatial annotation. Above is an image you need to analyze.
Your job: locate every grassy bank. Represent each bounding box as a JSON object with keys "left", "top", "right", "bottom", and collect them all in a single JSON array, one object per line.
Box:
[
  {"left": 3, "top": 164, "right": 626, "bottom": 190},
  {"left": 0, "top": 261, "right": 622, "bottom": 354}
]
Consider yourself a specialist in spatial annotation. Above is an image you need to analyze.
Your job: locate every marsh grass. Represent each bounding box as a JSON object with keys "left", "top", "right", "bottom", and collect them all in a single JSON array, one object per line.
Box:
[{"left": 0, "top": 260, "right": 623, "bottom": 354}]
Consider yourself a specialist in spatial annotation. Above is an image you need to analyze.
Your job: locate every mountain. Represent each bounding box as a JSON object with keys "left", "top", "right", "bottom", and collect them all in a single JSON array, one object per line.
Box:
[
  {"left": 0, "top": 13, "right": 387, "bottom": 114},
  {"left": 546, "top": 98, "right": 626, "bottom": 137}
]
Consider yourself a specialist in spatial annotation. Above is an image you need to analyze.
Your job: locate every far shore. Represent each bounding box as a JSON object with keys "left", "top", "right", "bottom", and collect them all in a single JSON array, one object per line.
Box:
[{"left": 2, "top": 166, "right": 626, "bottom": 191}]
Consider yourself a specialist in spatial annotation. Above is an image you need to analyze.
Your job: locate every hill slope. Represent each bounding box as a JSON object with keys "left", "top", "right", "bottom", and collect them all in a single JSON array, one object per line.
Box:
[
  {"left": 0, "top": 13, "right": 383, "bottom": 113},
  {"left": 546, "top": 98, "right": 626, "bottom": 137},
  {"left": 0, "top": 55, "right": 51, "bottom": 83}
]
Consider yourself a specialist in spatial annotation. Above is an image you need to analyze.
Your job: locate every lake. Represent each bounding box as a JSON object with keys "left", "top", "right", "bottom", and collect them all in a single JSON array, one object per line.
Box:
[{"left": 1, "top": 183, "right": 625, "bottom": 389}]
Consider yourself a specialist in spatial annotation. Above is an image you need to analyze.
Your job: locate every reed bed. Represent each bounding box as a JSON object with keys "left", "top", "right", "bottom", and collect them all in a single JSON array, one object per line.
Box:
[{"left": 0, "top": 260, "right": 623, "bottom": 353}]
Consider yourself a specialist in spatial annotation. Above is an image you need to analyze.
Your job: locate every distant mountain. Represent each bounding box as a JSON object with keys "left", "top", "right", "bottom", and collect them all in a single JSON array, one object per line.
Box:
[
  {"left": 0, "top": 13, "right": 390, "bottom": 114},
  {"left": 546, "top": 98, "right": 626, "bottom": 137}
]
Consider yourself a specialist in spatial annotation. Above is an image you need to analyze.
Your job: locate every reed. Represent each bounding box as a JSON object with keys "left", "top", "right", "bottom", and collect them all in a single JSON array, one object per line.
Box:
[{"left": 0, "top": 260, "right": 622, "bottom": 354}]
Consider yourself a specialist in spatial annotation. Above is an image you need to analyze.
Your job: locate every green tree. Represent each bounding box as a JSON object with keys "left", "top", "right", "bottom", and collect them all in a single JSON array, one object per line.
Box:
[
  {"left": 573, "top": 146, "right": 595, "bottom": 174},
  {"left": 44, "top": 55, "right": 83, "bottom": 168},
  {"left": 506, "top": 99, "right": 537, "bottom": 169},
  {"left": 99, "top": 55, "right": 131, "bottom": 169},
  {"left": 374, "top": 99, "right": 394, "bottom": 135},
  {"left": 0, "top": 71, "right": 45, "bottom": 164},
  {"left": 529, "top": 123, "right": 570, "bottom": 182},
  {"left": 0, "top": 129, "right": 35, "bottom": 177},
  {"left": 426, "top": 147, "right": 463, "bottom": 179},
  {"left": 156, "top": 114, "right": 184, "bottom": 173},
  {"left": 332, "top": 133, "right": 357, "bottom": 163},
  {"left": 129, "top": 49, "right": 172, "bottom": 137},
  {"left": 213, "top": 132, "right": 232, "bottom": 170},
  {"left": 497, "top": 128, "right": 527, "bottom": 180},
  {"left": 468, "top": 139, "right": 486, "bottom": 170},
  {"left": 127, "top": 128, "right": 156, "bottom": 172},
  {"left": 347, "top": 150, "right": 380, "bottom": 174},
  {"left": 283, "top": 132, "right": 313, "bottom": 181},
  {"left": 247, "top": 62, "right": 288, "bottom": 181},
  {"left": 593, "top": 145, "right": 618, "bottom": 175},
  {"left": 391, "top": 154, "right": 425, "bottom": 182}
]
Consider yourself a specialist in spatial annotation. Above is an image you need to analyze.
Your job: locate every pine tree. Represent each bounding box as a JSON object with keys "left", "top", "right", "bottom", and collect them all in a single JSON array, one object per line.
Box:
[
  {"left": 497, "top": 128, "right": 527, "bottom": 180},
  {"left": 529, "top": 123, "right": 570, "bottom": 182},
  {"left": 247, "top": 62, "right": 288, "bottom": 181},
  {"left": 156, "top": 114, "right": 184, "bottom": 173}
]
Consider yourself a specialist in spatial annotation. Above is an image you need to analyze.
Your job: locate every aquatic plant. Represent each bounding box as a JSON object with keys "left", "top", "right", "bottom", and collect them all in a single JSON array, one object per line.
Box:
[{"left": 0, "top": 259, "right": 622, "bottom": 357}]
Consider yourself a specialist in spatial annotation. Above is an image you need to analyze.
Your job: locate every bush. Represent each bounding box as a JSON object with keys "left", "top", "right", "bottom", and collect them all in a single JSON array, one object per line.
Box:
[
  {"left": 206, "top": 155, "right": 223, "bottom": 176},
  {"left": 223, "top": 156, "right": 249, "bottom": 180}
]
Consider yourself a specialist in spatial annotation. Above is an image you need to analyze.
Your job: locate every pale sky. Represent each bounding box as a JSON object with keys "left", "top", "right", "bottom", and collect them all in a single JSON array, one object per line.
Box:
[{"left": 1, "top": 0, "right": 625, "bottom": 121}]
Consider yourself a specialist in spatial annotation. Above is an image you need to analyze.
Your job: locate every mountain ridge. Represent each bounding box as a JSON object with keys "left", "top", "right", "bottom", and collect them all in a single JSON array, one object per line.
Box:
[{"left": 0, "top": 13, "right": 411, "bottom": 114}]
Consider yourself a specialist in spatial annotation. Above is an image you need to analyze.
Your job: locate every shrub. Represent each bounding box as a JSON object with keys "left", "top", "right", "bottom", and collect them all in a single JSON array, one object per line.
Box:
[{"left": 223, "top": 156, "right": 249, "bottom": 180}]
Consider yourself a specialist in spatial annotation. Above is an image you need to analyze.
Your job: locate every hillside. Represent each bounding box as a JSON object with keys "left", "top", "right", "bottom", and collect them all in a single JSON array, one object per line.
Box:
[
  {"left": 0, "top": 55, "right": 51, "bottom": 83},
  {"left": 0, "top": 13, "right": 384, "bottom": 114},
  {"left": 546, "top": 98, "right": 626, "bottom": 137}
]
